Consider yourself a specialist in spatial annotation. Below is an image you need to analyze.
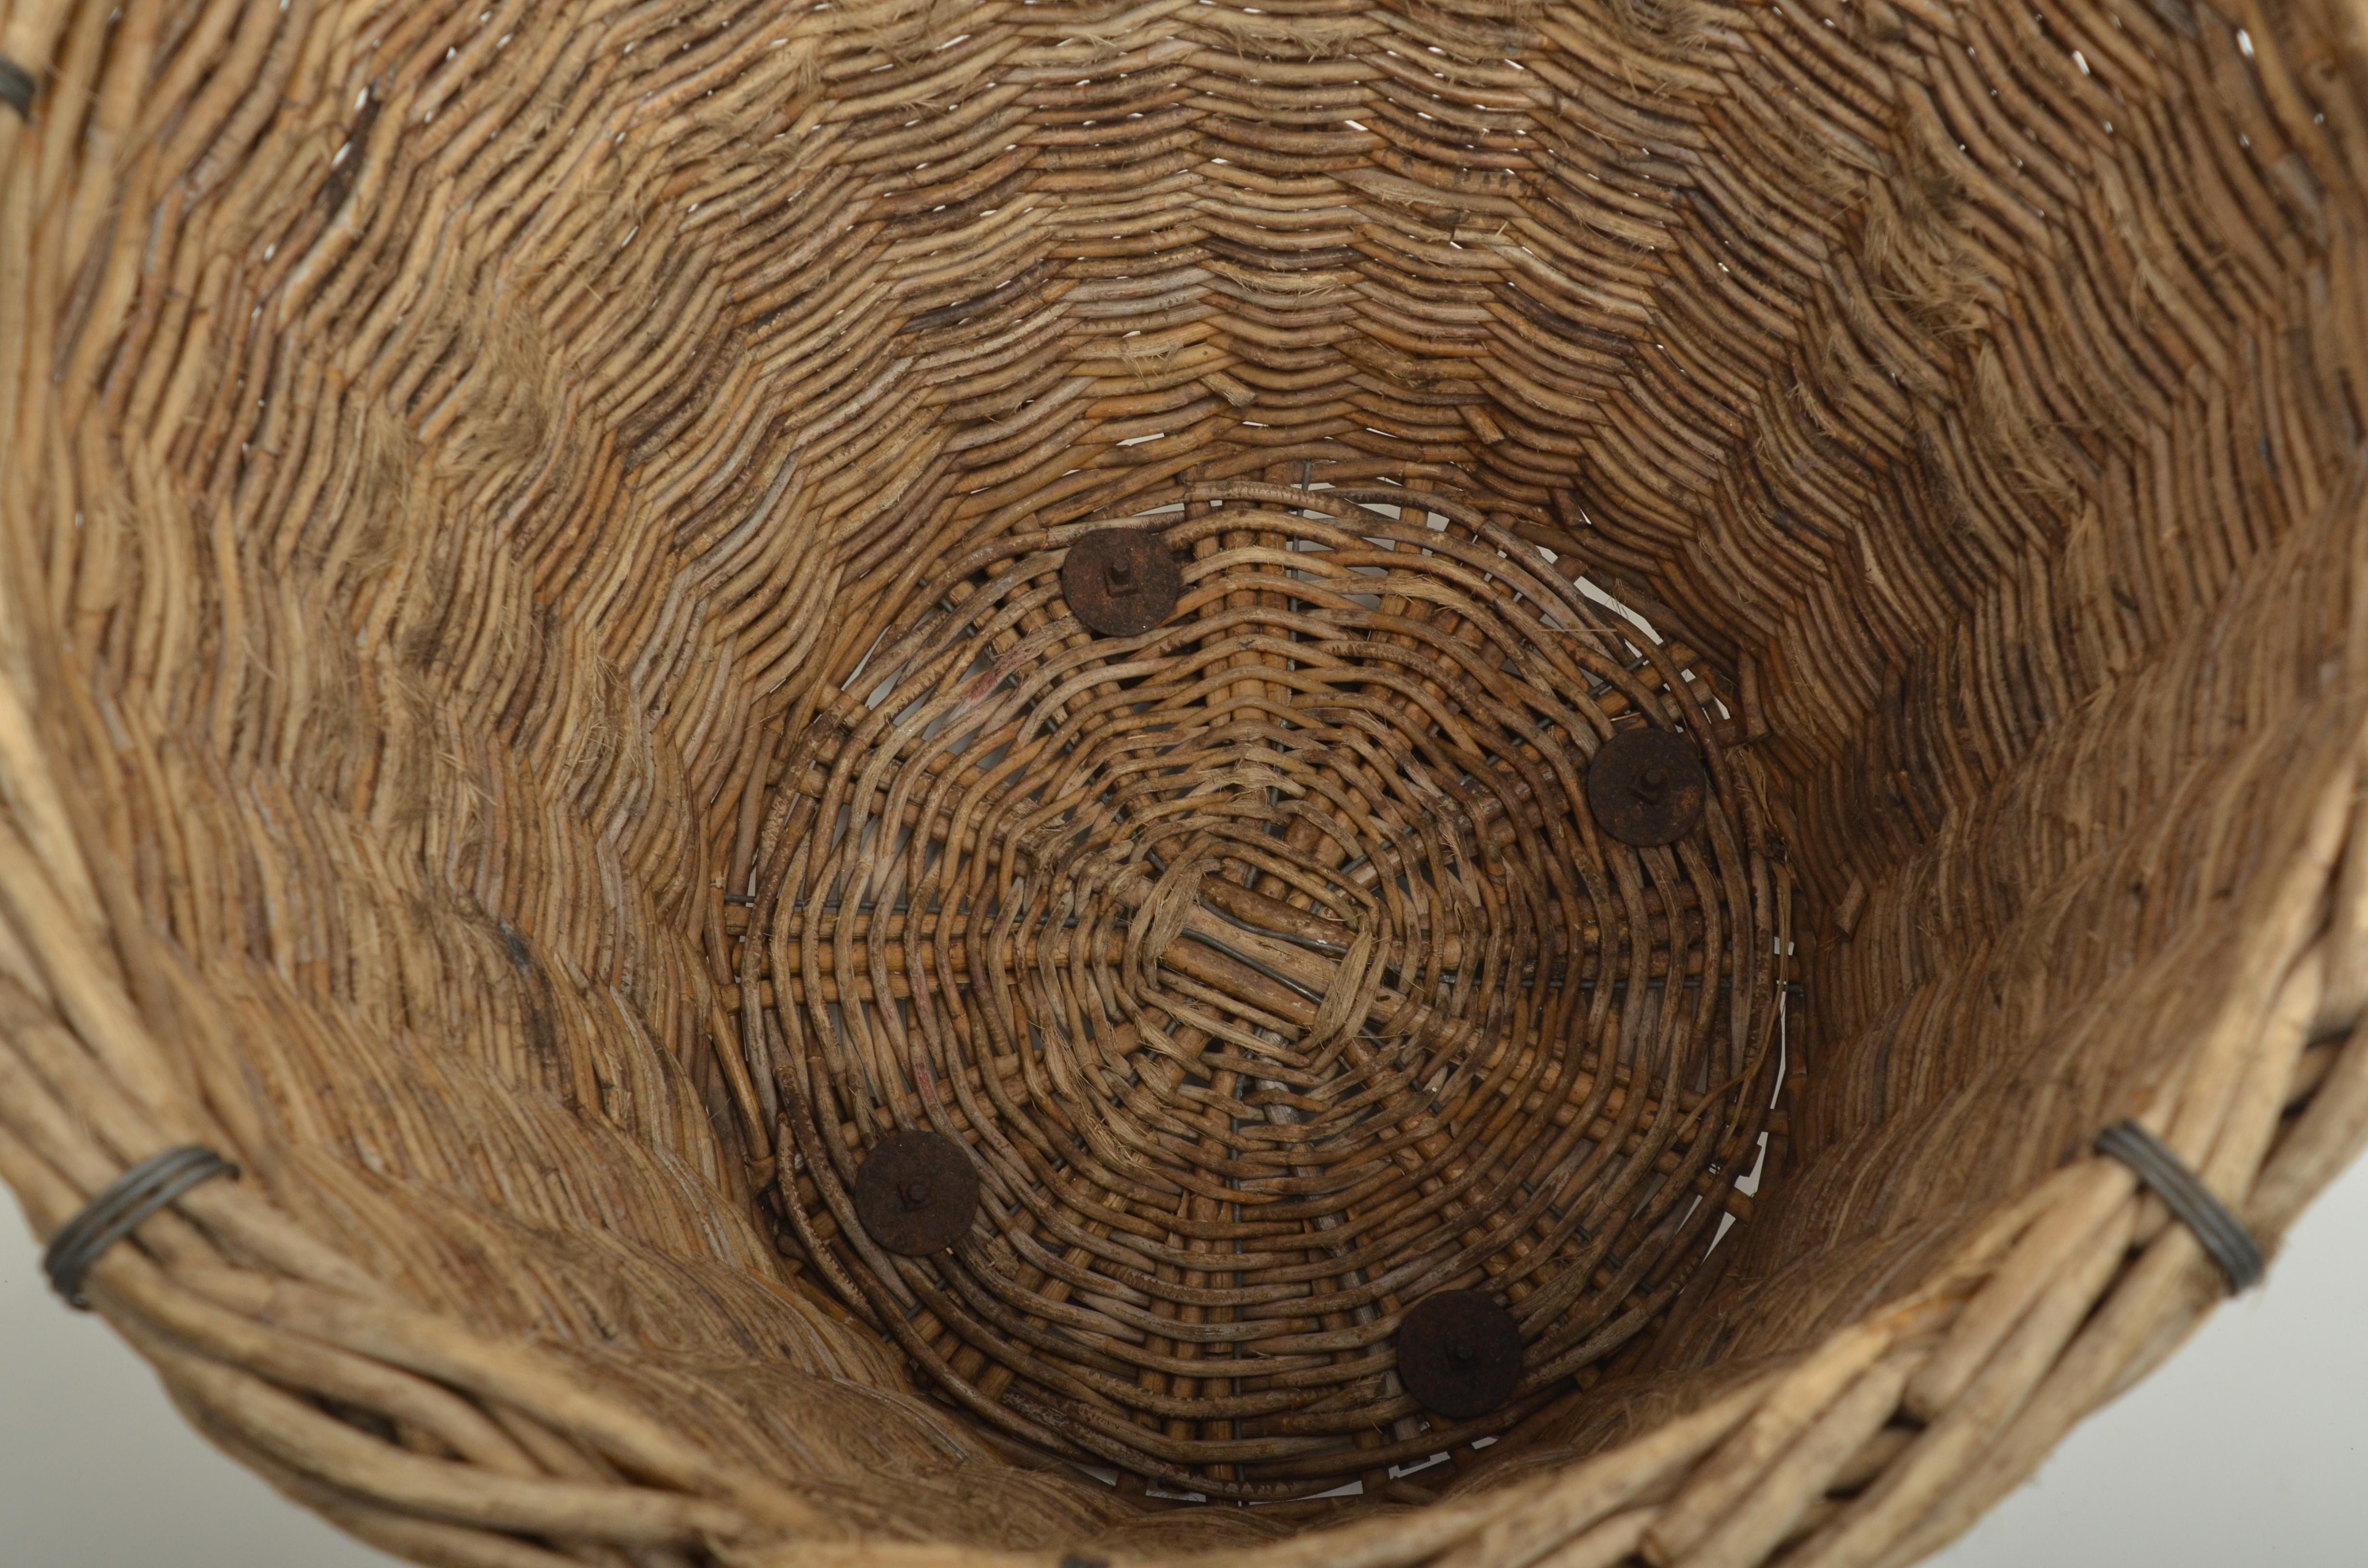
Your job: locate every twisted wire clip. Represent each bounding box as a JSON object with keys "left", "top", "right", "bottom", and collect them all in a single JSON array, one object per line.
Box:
[
  {"left": 42, "top": 1146, "right": 239, "bottom": 1309},
  {"left": 0, "top": 56, "right": 33, "bottom": 120},
  {"left": 2095, "top": 1120, "right": 2266, "bottom": 1293}
]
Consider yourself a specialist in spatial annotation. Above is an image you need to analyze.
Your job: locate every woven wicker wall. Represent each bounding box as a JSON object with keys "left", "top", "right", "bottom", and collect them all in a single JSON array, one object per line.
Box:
[{"left": 3, "top": 0, "right": 2367, "bottom": 1562}]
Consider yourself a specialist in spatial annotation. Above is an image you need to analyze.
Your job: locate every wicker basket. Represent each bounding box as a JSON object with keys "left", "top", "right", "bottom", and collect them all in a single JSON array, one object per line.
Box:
[{"left": 3, "top": 0, "right": 2366, "bottom": 1562}]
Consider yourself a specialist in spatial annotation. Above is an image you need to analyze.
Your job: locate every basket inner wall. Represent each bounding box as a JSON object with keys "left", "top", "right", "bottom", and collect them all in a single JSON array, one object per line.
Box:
[{"left": 29, "top": 0, "right": 2367, "bottom": 1548}]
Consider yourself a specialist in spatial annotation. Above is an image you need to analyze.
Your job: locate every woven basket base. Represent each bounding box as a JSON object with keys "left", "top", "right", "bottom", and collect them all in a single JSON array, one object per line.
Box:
[{"left": 747, "top": 479, "right": 1782, "bottom": 1495}]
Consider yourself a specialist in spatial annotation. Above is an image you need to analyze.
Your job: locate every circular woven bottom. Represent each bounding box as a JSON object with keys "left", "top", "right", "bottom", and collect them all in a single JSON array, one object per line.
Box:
[{"left": 751, "top": 482, "right": 1779, "bottom": 1496}]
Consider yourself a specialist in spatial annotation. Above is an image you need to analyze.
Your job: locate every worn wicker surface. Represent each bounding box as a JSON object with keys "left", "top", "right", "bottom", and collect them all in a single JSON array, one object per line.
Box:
[
  {"left": 751, "top": 479, "right": 1779, "bottom": 1495},
  {"left": 2, "top": 0, "right": 2367, "bottom": 1565}
]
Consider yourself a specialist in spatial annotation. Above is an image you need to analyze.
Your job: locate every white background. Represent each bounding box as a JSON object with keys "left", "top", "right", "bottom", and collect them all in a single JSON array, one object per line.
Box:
[{"left": 6, "top": 1158, "right": 2364, "bottom": 1566}]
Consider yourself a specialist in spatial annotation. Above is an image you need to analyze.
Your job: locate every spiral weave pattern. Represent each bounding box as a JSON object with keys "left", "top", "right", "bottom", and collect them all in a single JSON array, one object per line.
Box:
[{"left": 752, "top": 481, "right": 1776, "bottom": 1492}]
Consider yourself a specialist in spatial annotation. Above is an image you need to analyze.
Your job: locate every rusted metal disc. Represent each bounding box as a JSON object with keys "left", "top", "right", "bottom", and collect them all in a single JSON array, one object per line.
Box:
[
  {"left": 852, "top": 1130, "right": 979, "bottom": 1255},
  {"left": 1585, "top": 727, "right": 1708, "bottom": 847},
  {"left": 1061, "top": 526, "right": 1182, "bottom": 637},
  {"left": 1396, "top": 1290, "right": 1524, "bottom": 1420}
]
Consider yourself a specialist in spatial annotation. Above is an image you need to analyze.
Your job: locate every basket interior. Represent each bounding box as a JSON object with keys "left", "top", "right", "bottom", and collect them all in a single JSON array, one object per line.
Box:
[{"left": 33, "top": 0, "right": 2366, "bottom": 1550}]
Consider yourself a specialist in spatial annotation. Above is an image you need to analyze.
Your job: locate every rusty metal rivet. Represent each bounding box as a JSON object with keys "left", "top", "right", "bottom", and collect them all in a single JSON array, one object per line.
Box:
[
  {"left": 853, "top": 1130, "right": 979, "bottom": 1255},
  {"left": 1396, "top": 1290, "right": 1523, "bottom": 1420},
  {"left": 1061, "top": 526, "right": 1182, "bottom": 638},
  {"left": 1586, "top": 727, "right": 1708, "bottom": 847}
]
